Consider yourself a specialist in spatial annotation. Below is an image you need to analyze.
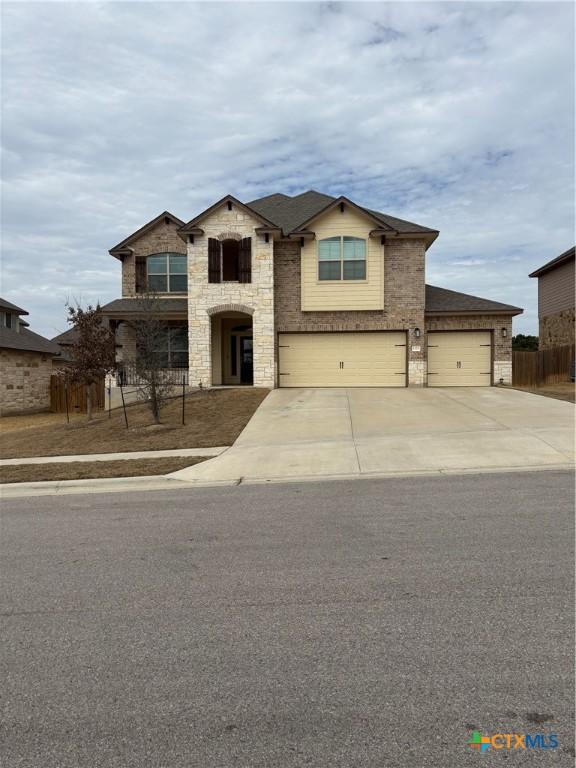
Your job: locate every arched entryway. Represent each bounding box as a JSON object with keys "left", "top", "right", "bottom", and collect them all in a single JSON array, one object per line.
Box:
[{"left": 208, "top": 306, "right": 254, "bottom": 386}]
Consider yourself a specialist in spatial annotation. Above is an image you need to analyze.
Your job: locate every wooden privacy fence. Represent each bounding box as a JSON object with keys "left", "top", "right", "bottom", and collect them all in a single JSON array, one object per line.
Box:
[
  {"left": 50, "top": 377, "right": 105, "bottom": 413},
  {"left": 512, "top": 344, "right": 575, "bottom": 387}
]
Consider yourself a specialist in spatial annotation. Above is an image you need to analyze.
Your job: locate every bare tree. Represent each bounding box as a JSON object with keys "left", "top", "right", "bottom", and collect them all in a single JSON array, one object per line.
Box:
[
  {"left": 127, "top": 294, "right": 175, "bottom": 424},
  {"left": 59, "top": 303, "right": 116, "bottom": 420}
]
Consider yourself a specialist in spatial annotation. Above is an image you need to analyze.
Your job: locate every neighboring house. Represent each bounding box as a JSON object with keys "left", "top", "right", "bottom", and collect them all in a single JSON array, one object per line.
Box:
[
  {"left": 0, "top": 298, "right": 61, "bottom": 415},
  {"left": 51, "top": 326, "right": 78, "bottom": 364},
  {"left": 100, "top": 191, "right": 523, "bottom": 389},
  {"left": 529, "top": 246, "right": 575, "bottom": 349}
]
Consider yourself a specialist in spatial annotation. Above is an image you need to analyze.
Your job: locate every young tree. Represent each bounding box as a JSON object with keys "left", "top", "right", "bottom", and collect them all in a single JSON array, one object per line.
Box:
[
  {"left": 59, "top": 303, "right": 116, "bottom": 420},
  {"left": 127, "top": 294, "right": 176, "bottom": 424}
]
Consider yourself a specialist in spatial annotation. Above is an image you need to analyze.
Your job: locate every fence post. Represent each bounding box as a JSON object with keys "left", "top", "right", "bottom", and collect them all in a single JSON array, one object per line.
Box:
[
  {"left": 120, "top": 382, "right": 129, "bottom": 429},
  {"left": 65, "top": 382, "right": 70, "bottom": 424},
  {"left": 182, "top": 374, "right": 186, "bottom": 425}
]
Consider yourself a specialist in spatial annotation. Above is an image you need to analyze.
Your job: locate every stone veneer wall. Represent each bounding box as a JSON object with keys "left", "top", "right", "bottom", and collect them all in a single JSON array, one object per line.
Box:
[
  {"left": 187, "top": 206, "right": 275, "bottom": 387},
  {"left": 0, "top": 348, "right": 54, "bottom": 415},
  {"left": 121, "top": 219, "right": 187, "bottom": 297},
  {"left": 425, "top": 314, "right": 513, "bottom": 384},
  {"left": 539, "top": 309, "right": 575, "bottom": 349},
  {"left": 273, "top": 238, "right": 427, "bottom": 385}
]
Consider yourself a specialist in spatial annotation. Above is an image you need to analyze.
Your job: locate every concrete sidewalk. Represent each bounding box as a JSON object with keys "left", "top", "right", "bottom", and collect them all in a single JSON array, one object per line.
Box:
[
  {"left": 0, "top": 446, "right": 227, "bottom": 466},
  {"left": 172, "top": 387, "right": 575, "bottom": 484}
]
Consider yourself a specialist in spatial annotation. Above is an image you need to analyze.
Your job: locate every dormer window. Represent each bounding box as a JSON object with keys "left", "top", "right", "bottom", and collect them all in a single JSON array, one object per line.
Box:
[
  {"left": 318, "top": 236, "right": 366, "bottom": 281},
  {"left": 146, "top": 253, "right": 187, "bottom": 293}
]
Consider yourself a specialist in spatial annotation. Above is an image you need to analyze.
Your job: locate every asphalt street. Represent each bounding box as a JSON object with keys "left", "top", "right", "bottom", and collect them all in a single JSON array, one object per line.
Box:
[{"left": 1, "top": 470, "right": 574, "bottom": 767}]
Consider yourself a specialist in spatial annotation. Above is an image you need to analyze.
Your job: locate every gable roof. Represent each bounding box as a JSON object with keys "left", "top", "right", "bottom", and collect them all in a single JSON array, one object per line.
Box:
[
  {"left": 51, "top": 327, "right": 79, "bottom": 345},
  {"left": 109, "top": 211, "right": 185, "bottom": 258},
  {"left": 247, "top": 190, "right": 439, "bottom": 240},
  {"left": 0, "top": 326, "right": 61, "bottom": 355},
  {"left": 0, "top": 297, "right": 28, "bottom": 315},
  {"left": 529, "top": 246, "right": 575, "bottom": 278},
  {"left": 179, "top": 195, "right": 280, "bottom": 235},
  {"left": 425, "top": 285, "right": 523, "bottom": 315}
]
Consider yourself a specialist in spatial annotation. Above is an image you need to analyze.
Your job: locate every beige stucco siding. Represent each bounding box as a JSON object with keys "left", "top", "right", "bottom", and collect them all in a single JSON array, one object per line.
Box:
[{"left": 301, "top": 207, "right": 384, "bottom": 311}]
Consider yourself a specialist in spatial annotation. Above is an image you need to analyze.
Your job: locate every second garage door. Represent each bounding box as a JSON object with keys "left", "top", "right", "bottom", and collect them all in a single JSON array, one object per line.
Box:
[
  {"left": 427, "top": 331, "right": 492, "bottom": 386},
  {"left": 278, "top": 332, "right": 407, "bottom": 387}
]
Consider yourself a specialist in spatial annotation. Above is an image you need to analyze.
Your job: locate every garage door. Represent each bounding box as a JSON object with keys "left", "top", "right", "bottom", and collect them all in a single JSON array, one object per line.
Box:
[
  {"left": 278, "top": 332, "right": 406, "bottom": 387},
  {"left": 427, "top": 331, "right": 492, "bottom": 386}
]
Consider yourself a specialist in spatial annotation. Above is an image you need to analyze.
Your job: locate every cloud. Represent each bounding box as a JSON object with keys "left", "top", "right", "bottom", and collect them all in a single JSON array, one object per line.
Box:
[{"left": 1, "top": 1, "right": 574, "bottom": 336}]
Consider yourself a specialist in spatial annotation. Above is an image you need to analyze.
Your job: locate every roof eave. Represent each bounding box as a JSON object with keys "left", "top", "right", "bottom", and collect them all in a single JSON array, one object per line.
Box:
[
  {"left": 425, "top": 308, "right": 523, "bottom": 317},
  {"left": 108, "top": 211, "right": 185, "bottom": 256},
  {"left": 179, "top": 195, "right": 279, "bottom": 236}
]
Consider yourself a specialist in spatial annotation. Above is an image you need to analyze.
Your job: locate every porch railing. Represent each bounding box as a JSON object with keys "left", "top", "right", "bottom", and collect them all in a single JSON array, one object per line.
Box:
[{"left": 115, "top": 363, "right": 189, "bottom": 387}]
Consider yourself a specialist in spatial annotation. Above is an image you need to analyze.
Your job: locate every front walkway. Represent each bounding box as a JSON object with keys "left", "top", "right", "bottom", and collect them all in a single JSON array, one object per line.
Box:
[
  {"left": 172, "top": 387, "right": 575, "bottom": 484},
  {"left": 0, "top": 447, "right": 227, "bottom": 466}
]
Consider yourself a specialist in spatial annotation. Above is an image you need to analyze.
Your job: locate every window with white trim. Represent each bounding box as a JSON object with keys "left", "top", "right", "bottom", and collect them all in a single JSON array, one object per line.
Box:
[
  {"left": 318, "top": 236, "right": 366, "bottom": 280},
  {"left": 147, "top": 253, "right": 187, "bottom": 293}
]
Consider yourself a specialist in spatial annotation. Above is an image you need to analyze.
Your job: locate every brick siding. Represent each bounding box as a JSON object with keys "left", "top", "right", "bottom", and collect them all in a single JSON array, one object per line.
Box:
[{"left": 122, "top": 219, "right": 187, "bottom": 297}]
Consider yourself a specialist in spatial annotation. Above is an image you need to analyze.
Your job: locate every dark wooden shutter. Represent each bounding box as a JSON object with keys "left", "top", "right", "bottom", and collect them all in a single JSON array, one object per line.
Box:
[
  {"left": 135, "top": 260, "right": 146, "bottom": 294},
  {"left": 208, "top": 238, "right": 221, "bottom": 283},
  {"left": 239, "top": 237, "right": 252, "bottom": 283}
]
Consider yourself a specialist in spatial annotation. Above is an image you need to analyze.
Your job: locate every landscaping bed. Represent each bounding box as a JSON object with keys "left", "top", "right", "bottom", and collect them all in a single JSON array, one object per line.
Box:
[
  {"left": 0, "top": 388, "right": 269, "bottom": 459},
  {"left": 0, "top": 456, "right": 208, "bottom": 484}
]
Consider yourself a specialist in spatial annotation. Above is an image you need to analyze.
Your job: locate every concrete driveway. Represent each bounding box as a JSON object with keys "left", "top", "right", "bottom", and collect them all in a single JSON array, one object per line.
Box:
[{"left": 174, "top": 387, "right": 574, "bottom": 484}]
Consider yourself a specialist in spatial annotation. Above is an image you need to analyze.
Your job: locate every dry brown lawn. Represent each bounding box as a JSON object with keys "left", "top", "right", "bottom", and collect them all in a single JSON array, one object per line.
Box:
[
  {"left": 0, "top": 388, "right": 269, "bottom": 459},
  {"left": 514, "top": 382, "right": 575, "bottom": 403},
  {"left": 0, "top": 457, "right": 207, "bottom": 484}
]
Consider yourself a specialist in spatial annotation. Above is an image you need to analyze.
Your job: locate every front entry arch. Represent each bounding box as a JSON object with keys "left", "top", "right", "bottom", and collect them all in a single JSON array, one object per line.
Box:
[{"left": 210, "top": 311, "right": 253, "bottom": 385}]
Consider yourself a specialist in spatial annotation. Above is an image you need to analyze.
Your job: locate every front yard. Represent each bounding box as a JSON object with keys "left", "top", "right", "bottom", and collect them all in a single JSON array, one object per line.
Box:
[
  {"left": 1, "top": 388, "right": 269, "bottom": 460},
  {"left": 0, "top": 457, "right": 207, "bottom": 484}
]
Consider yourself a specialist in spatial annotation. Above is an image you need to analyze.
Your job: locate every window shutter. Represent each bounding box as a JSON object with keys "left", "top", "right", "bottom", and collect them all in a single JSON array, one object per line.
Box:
[
  {"left": 208, "top": 238, "right": 221, "bottom": 283},
  {"left": 239, "top": 237, "right": 252, "bottom": 283},
  {"left": 135, "top": 260, "right": 146, "bottom": 293}
]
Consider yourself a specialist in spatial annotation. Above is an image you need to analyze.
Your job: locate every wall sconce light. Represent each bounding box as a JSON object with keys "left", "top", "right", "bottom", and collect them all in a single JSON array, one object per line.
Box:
[
  {"left": 501, "top": 328, "right": 507, "bottom": 337},
  {"left": 414, "top": 328, "right": 421, "bottom": 338}
]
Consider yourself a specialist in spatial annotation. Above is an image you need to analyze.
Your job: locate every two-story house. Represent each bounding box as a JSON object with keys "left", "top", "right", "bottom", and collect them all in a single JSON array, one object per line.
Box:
[
  {"left": 529, "top": 246, "right": 575, "bottom": 349},
  {"left": 101, "top": 190, "right": 522, "bottom": 388}
]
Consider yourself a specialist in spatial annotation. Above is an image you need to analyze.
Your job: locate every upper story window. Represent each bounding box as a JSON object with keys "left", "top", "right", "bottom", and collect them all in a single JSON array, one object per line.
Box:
[
  {"left": 147, "top": 253, "right": 187, "bottom": 293},
  {"left": 2, "top": 311, "right": 13, "bottom": 328},
  {"left": 208, "top": 237, "right": 252, "bottom": 283},
  {"left": 318, "top": 236, "right": 366, "bottom": 281}
]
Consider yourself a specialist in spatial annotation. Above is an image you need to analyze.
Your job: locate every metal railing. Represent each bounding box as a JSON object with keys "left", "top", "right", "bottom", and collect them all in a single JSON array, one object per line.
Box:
[{"left": 115, "top": 363, "right": 189, "bottom": 386}]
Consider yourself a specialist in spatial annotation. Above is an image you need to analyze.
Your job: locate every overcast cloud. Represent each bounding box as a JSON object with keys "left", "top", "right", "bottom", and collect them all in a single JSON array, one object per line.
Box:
[{"left": 1, "top": 1, "right": 574, "bottom": 336}]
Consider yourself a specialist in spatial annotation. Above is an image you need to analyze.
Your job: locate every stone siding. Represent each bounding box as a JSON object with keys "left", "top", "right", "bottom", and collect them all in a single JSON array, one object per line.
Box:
[
  {"left": 187, "top": 206, "right": 275, "bottom": 387},
  {"left": 273, "top": 238, "right": 427, "bottom": 385},
  {"left": 0, "top": 348, "right": 54, "bottom": 415},
  {"left": 122, "top": 219, "right": 187, "bottom": 297},
  {"left": 539, "top": 309, "right": 575, "bottom": 349},
  {"left": 425, "top": 314, "right": 513, "bottom": 384}
]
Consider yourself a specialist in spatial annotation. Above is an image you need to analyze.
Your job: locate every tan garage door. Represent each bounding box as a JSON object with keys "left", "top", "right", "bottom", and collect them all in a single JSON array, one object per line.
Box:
[
  {"left": 278, "top": 332, "right": 406, "bottom": 387},
  {"left": 427, "top": 331, "right": 492, "bottom": 386}
]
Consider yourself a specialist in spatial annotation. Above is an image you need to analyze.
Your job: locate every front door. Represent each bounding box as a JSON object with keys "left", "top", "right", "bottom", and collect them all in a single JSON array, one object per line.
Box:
[{"left": 240, "top": 337, "right": 253, "bottom": 384}]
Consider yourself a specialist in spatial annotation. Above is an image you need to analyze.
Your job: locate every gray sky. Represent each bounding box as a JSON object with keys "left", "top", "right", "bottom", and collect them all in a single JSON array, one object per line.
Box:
[{"left": 2, "top": 1, "right": 574, "bottom": 337}]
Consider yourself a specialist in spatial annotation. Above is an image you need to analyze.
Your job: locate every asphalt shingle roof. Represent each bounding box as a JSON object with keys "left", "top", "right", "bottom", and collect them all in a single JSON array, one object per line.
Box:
[
  {"left": 0, "top": 326, "right": 61, "bottom": 355},
  {"left": 0, "top": 297, "right": 28, "bottom": 315},
  {"left": 425, "top": 285, "right": 522, "bottom": 315},
  {"left": 100, "top": 298, "right": 188, "bottom": 315},
  {"left": 247, "top": 190, "right": 438, "bottom": 236}
]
